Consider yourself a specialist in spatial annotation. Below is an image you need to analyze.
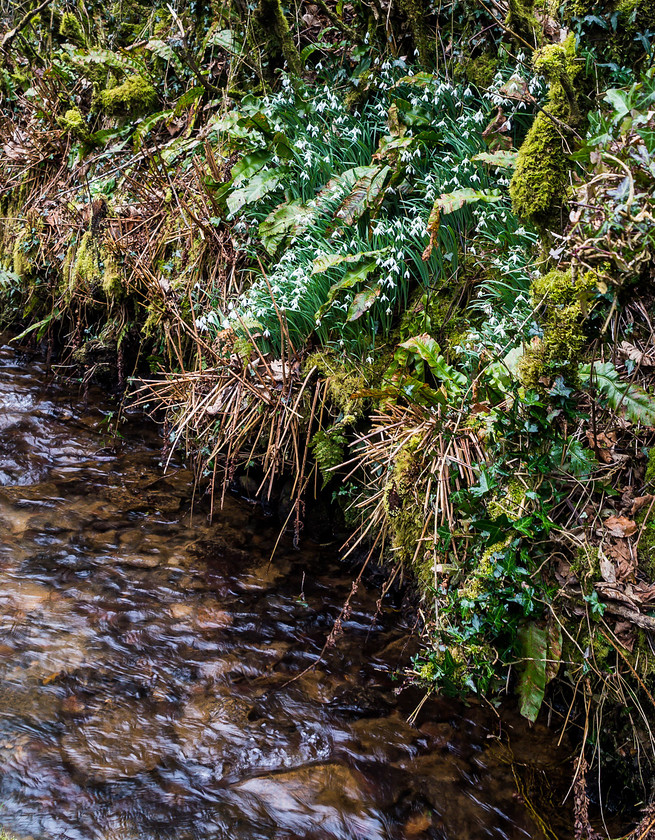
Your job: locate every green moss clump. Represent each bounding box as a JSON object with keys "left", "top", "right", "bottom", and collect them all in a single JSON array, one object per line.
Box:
[
  {"left": 65, "top": 232, "right": 123, "bottom": 300},
  {"left": 396, "top": 0, "right": 434, "bottom": 66},
  {"left": 383, "top": 434, "right": 428, "bottom": 566},
  {"left": 487, "top": 479, "right": 527, "bottom": 521},
  {"left": 307, "top": 350, "right": 366, "bottom": 419},
  {"left": 99, "top": 75, "right": 157, "bottom": 118},
  {"left": 255, "top": 0, "right": 302, "bottom": 76},
  {"left": 12, "top": 231, "right": 32, "bottom": 277},
  {"left": 518, "top": 269, "right": 595, "bottom": 390},
  {"left": 458, "top": 53, "right": 499, "bottom": 89},
  {"left": 510, "top": 37, "right": 579, "bottom": 231},
  {"left": 645, "top": 447, "right": 655, "bottom": 485},
  {"left": 59, "top": 12, "right": 86, "bottom": 45},
  {"left": 310, "top": 426, "right": 348, "bottom": 487},
  {"left": 506, "top": 0, "right": 541, "bottom": 47},
  {"left": 58, "top": 107, "right": 89, "bottom": 140}
]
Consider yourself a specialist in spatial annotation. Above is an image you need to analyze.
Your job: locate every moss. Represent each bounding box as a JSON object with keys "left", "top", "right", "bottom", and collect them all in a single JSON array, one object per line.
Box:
[
  {"left": 101, "top": 250, "right": 123, "bottom": 298},
  {"left": 255, "top": 0, "right": 302, "bottom": 77},
  {"left": 58, "top": 107, "right": 89, "bottom": 141},
  {"left": 518, "top": 269, "right": 595, "bottom": 390},
  {"left": 306, "top": 350, "right": 367, "bottom": 419},
  {"left": 59, "top": 12, "right": 86, "bottom": 46},
  {"left": 458, "top": 53, "right": 499, "bottom": 89},
  {"left": 509, "top": 37, "right": 579, "bottom": 231},
  {"left": 310, "top": 425, "right": 349, "bottom": 487},
  {"left": 635, "top": 503, "right": 655, "bottom": 578},
  {"left": 569, "top": 545, "right": 600, "bottom": 594},
  {"left": 506, "top": 0, "right": 541, "bottom": 47},
  {"left": 459, "top": 537, "right": 511, "bottom": 603},
  {"left": 12, "top": 228, "right": 37, "bottom": 278},
  {"left": 396, "top": 0, "right": 434, "bottom": 67},
  {"left": 487, "top": 479, "right": 527, "bottom": 521},
  {"left": 382, "top": 435, "right": 430, "bottom": 567},
  {"left": 99, "top": 75, "right": 157, "bottom": 118},
  {"left": 66, "top": 231, "right": 123, "bottom": 300}
]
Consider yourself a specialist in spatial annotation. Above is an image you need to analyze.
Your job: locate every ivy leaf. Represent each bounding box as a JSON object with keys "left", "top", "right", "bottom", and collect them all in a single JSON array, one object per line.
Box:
[{"left": 579, "top": 361, "right": 655, "bottom": 426}]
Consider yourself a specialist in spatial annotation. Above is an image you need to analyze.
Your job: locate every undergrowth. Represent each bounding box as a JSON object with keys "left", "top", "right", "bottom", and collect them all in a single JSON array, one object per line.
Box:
[{"left": 2, "top": 0, "right": 655, "bottom": 831}]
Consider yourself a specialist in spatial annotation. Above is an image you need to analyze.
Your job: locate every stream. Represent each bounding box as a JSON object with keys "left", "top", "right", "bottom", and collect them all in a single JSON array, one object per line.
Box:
[{"left": 0, "top": 338, "right": 573, "bottom": 840}]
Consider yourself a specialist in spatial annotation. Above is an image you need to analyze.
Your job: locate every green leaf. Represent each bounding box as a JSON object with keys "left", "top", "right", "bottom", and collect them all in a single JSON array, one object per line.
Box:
[
  {"left": 579, "top": 361, "right": 655, "bottom": 426},
  {"left": 516, "top": 621, "right": 561, "bottom": 722},
  {"left": 471, "top": 150, "right": 518, "bottom": 169},
  {"left": 315, "top": 261, "right": 378, "bottom": 321},
  {"left": 434, "top": 188, "right": 502, "bottom": 215},
  {"left": 333, "top": 165, "right": 391, "bottom": 225},
  {"left": 604, "top": 88, "right": 631, "bottom": 122},
  {"left": 347, "top": 284, "right": 381, "bottom": 321},
  {"left": 311, "top": 248, "right": 389, "bottom": 275},
  {"left": 400, "top": 334, "right": 467, "bottom": 391},
  {"left": 146, "top": 39, "right": 186, "bottom": 76},
  {"left": 259, "top": 200, "right": 314, "bottom": 254},
  {"left": 226, "top": 169, "right": 283, "bottom": 216},
  {"left": 516, "top": 622, "right": 547, "bottom": 723}
]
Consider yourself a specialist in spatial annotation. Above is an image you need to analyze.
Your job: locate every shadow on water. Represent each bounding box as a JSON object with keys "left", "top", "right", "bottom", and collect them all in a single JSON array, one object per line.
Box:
[{"left": 0, "top": 338, "right": 574, "bottom": 840}]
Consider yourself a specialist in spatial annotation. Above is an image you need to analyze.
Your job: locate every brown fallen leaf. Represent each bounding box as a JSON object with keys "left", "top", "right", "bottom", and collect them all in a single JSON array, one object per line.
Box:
[
  {"left": 632, "top": 494, "right": 655, "bottom": 516},
  {"left": 620, "top": 341, "right": 655, "bottom": 368},
  {"left": 633, "top": 582, "right": 655, "bottom": 604},
  {"left": 599, "top": 554, "right": 616, "bottom": 583},
  {"left": 586, "top": 430, "right": 616, "bottom": 464},
  {"left": 604, "top": 515, "right": 637, "bottom": 538},
  {"left": 613, "top": 621, "right": 636, "bottom": 652}
]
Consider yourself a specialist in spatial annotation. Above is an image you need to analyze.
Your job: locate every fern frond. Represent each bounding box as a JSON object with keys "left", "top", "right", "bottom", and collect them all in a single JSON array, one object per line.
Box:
[{"left": 579, "top": 361, "right": 655, "bottom": 426}]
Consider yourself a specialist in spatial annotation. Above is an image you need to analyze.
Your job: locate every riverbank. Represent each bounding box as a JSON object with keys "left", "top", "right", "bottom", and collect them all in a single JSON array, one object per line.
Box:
[{"left": 2, "top": 0, "right": 655, "bottom": 831}]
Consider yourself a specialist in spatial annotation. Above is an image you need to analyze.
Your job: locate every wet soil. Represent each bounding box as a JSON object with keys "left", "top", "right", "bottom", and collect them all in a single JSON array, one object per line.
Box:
[{"left": 0, "top": 339, "right": 573, "bottom": 840}]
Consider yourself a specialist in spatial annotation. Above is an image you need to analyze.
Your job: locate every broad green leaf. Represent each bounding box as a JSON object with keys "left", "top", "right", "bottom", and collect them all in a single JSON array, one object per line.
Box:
[
  {"left": 226, "top": 169, "right": 282, "bottom": 216},
  {"left": 230, "top": 150, "right": 271, "bottom": 185},
  {"left": 333, "top": 165, "right": 391, "bottom": 225},
  {"left": 315, "top": 261, "right": 378, "bottom": 321},
  {"left": 604, "top": 88, "right": 631, "bottom": 122},
  {"left": 516, "top": 622, "right": 548, "bottom": 723},
  {"left": 311, "top": 248, "right": 389, "bottom": 275},
  {"left": 393, "top": 72, "right": 437, "bottom": 88},
  {"left": 259, "top": 200, "right": 314, "bottom": 254},
  {"left": 516, "top": 621, "right": 562, "bottom": 722},
  {"left": 400, "top": 334, "right": 467, "bottom": 391},
  {"left": 579, "top": 361, "right": 655, "bottom": 426},
  {"left": 146, "top": 39, "right": 186, "bottom": 76},
  {"left": 174, "top": 86, "right": 205, "bottom": 116},
  {"left": 472, "top": 150, "right": 518, "bottom": 169},
  {"left": 347, "top": 284, "right": 381, "bottom": 321},
  {"left": 133, "top": 110, "right": 173, "bottom": 150},
  {"left": 434, "top": 188, "right": 502, "bottom": 215}
]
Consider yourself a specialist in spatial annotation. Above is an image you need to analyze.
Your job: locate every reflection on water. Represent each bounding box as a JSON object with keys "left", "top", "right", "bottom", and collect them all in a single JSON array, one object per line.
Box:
[{"left": 0, "top": 340, "right": 571, "bottom": 839}]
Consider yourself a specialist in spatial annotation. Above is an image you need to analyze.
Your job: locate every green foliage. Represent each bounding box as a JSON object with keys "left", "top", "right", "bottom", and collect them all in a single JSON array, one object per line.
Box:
[
  {"left": 99, "top": 75, "right": 158, "bottom": 117},
  {"left": 516, "top": 621, "right": 562, "bottom": 722},
  {"left": 579, "top": 361, "right": 655, "bottom": 425},
  {"left": 510, "top": 38, "right": 579, "bottom": 230}
]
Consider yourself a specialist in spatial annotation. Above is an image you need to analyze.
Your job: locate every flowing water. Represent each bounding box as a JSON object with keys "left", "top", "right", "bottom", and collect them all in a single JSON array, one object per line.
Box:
[{"left": 0, "top": 338, "right": 574, "bottom": 840}]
